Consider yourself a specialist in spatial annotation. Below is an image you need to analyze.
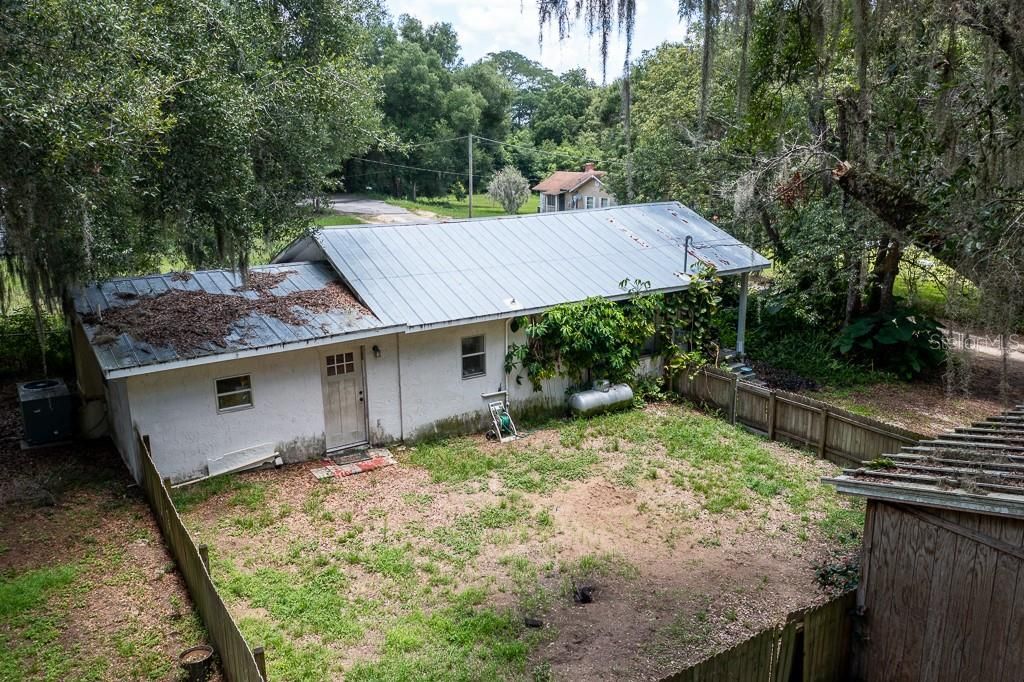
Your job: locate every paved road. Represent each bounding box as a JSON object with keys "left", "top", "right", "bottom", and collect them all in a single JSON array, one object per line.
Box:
[{"left": 323, "top": 194, "right": 436, "bottom": 224}]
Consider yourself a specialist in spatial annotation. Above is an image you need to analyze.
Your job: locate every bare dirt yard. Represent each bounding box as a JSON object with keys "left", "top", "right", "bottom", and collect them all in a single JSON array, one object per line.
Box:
[
  {"left": 176, "top": 403, "right": 862, "bottom": 681},
  {"left": 0, "top": 383, "right": 215, "bottom": 681},
  {"left": 814, "top": 347, "right": 1024, "bottom": 437}
]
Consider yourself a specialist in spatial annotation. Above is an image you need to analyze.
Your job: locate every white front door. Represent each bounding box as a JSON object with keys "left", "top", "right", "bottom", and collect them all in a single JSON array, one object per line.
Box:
[{"left": 321, "top": 348, "right": 368, "bottom": 450}]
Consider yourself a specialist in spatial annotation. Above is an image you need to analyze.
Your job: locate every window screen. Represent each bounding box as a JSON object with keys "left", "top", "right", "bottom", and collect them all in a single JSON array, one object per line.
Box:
[
  {"left": 216, "top": 374, "right": 253, "bottom": 412},
  {"left": 600, "top": 197, "right": 609, "bottom": 208},
  {"left": 585, "top": 196, "right": 595, "bottom": 209},
  {"left": 461, "top": 335, "right": 486, "bottom": 379}
]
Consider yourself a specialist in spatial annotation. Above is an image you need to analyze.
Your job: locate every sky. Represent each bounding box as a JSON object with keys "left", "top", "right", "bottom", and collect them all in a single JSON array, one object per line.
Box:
[{"left": 385, "top": 1, "right": 692, "bottom": 81}]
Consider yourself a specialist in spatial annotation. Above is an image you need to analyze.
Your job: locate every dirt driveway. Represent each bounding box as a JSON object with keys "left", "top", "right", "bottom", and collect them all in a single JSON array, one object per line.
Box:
[
  {"left": 322, "top": 194, "right": 436, "bottom": 224},
  {"left": 177, "top": 404, "right": 861, "bottom": 681}
]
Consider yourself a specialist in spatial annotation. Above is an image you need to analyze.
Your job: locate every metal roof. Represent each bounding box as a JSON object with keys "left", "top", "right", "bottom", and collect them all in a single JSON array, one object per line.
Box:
[
  {"left": 73, "top": 262, "right": 388, "bottom": 376},
  {"left": 281, "top": 202, "right": 770, "bottom": 330},
  {"left": 825, "top": 405, "right": 1024, "bottom": 519}
]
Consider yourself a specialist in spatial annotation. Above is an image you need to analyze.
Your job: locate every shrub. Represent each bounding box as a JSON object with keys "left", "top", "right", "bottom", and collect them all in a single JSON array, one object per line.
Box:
[
  {"left": 486, "top": 166, "right": 531, "bottom": 215},
  {"left": 0, "top": 307, "right": 72, "bottom": 376},
  {"left": 835, "top": 308, "right": 945, "bottom": 379}
]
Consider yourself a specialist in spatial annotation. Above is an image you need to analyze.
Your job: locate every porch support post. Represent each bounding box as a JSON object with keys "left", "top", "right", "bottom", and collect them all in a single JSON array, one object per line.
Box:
[{"left": 736, "top": 271, "right": 749, "bottom": 357}]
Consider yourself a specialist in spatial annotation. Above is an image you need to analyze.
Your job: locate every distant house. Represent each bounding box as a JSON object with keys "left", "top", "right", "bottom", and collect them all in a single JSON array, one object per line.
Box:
[
  {"left": 70, "top": 203, "right": 768, "bottom": 484},
  {"left": 533, "top": 163, "right": 615, "bottom": 212}
]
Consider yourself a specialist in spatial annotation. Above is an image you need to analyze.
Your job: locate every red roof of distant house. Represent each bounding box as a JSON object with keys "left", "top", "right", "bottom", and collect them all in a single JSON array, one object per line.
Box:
[{"left": 532, "top": 163, "right": 606, "bottom": 194}]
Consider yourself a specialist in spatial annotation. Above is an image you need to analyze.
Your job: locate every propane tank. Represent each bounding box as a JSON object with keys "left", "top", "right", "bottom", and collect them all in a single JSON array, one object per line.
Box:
[{"left": 568, "top": 381, "right": 634, "bottom": 417}]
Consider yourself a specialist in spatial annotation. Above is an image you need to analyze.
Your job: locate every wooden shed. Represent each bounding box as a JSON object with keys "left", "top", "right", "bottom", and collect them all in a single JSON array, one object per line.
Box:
[{"left": 826, "top": 405, "right": 1024, "bottom": 682}]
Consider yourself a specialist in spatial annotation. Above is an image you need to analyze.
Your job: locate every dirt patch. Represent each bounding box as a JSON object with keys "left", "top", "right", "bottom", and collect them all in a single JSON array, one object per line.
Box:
[
  {"left": 181, "top": 404, "right": 858, "bottom": 680},
  {"left": 0, "top": 383, "right": 217, "bottom": 681}
]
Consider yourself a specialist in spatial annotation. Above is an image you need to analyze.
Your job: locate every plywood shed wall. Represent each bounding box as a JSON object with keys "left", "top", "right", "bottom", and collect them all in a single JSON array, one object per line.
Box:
[{"left": 853, "top": 500, "right": 1024, "bottom": 682}]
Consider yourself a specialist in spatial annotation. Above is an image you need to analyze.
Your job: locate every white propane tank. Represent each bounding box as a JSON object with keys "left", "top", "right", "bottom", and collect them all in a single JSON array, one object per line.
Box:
[{"left": 568, "top": 381, "right": 634, "bottom": 417}]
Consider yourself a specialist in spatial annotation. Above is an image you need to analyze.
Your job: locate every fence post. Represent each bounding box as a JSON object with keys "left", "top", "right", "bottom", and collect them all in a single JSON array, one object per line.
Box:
[
  {"left": 767, "top": 392, "right": 777, "bottom": 441},
  {"left": 730, "top": 374, "right": 738, "bottom": 425},
  {"left": 198, "top": 544, "right": 210, "bottom": 573},
  {"left": 253, "top": 646, "right": 268, "bottom": 681},
  {"left": 819, "top": 409, "right": 829, "bottom": 458}
]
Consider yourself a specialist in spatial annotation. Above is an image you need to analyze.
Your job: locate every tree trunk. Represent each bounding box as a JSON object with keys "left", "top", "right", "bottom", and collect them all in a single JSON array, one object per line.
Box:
[
  {"left": 622, "top": 60, "right": 635, "bottom": 202},
  {"left": 757, "top": 206, "right": 788, "bottom": 261},
  {"left": 698, "top": 0, "right": 715, "bottom": 135},
  {"left": 831, "top": 162, "right": 948, "bottom": 255},
  {"left": 951, "top": 0, "right": 1024, "bottom": 72},
  {"left": 736, "top": 0, "right": 754, "bottom": 117},
  {"left": 864, "top": 237, "right": 902, "bottom": 314}
]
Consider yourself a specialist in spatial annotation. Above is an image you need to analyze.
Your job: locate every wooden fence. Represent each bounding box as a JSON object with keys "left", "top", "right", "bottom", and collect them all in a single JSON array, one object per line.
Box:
[
  {"left": 659, "top": 591, "right": 857, "bottom": 682},
  {"left": 675, "top": 367, "right": 925, "bottom": 468},
  {"left": 136, "top": 430, "right": 267, "bottom": 682}
]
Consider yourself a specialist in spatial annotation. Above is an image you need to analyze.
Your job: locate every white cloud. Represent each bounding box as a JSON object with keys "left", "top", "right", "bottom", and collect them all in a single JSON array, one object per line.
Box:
[{"left": 385, "top": 0, "right": 691, "bottom": 81}]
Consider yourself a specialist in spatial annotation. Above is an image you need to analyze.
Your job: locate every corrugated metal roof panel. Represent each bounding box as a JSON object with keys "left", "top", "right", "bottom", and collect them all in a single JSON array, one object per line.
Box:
[
  {"left": 72, "top": 262, "right": 386, "bottom": 374},
  {"left": 308, "top": 202, "right": 769, "bottom": 329}
]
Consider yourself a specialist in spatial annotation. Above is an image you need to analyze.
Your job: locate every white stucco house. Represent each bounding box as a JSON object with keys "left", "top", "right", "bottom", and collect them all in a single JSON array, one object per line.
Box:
[{"left": 70, "top": 202, "right": 769, "bottom": 483}]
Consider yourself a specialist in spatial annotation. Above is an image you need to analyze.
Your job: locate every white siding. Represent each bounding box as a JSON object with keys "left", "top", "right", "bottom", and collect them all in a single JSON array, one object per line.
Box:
[
  {"left": 105, "top": 318, "right": 650, "bottom": 482},
  {"left": 396, "top": 320, "right": 577, "bottom": 439},
  {"left": 397, "top": 321, "right": 509, "bottom": 438},
  {"left": 126, "top": 338, "right": 402, "bottom": 482},
  {"left": 106, "top": 378, "right": 140, "bottom": 482}
]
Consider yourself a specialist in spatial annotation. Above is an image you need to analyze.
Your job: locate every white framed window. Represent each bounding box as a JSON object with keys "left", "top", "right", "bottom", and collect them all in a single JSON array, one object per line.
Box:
[
  {"left": 600, "top": 197, "right": 609, "bottom": 208},
  {"left": 216, "top": 374, "right": 253, "bottom": 412},
  {"left": 326, "top": 352, "right": 355, "bottom": 376},
  {"left": 585, "top": 196, "right": 595, "bottom": 209},
  {"left": 461, "top": 335, "right": 486, "bottom": 379},
  {"left": 546, "top": 194, "right": 556, "bottom": 210}
]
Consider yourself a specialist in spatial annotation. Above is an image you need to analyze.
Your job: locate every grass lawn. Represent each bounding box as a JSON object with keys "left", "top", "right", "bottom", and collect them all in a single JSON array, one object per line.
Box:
[
  {"left": 177, "top": 403, "right": 862, "bottom": 682},
  {"left": 315, "top": 214, "right": 367, "bottom": 227},
  {"left": 0, "top": 388, "right": 212, "bottom": 681},
  {"left": 380, "top": 193, "right": 539, "bottom": 220}
]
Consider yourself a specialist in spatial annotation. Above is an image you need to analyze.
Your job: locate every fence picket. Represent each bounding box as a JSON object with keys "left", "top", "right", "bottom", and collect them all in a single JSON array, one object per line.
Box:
[
  {"left": 657, "top": 592, "right": 855, "bottom": 682},
  {"left": 676, "top": 367, "right": 925, "bottom": 467},
  {"left": 135, "top": 429, "right": 265, "bottom": 682}
]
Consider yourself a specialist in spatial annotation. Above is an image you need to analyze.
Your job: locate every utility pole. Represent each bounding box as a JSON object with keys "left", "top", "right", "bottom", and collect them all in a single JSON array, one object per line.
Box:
[{"left": 467, "top": 133, "right": 473, "bottom": 218}]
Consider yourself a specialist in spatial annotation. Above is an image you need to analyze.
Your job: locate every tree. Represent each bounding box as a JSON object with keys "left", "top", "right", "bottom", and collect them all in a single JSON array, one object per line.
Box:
[
  {"left": 346, "top": 13, "right": 512, "bottom": 199},
  {"left": 0, "top": 0, "right": 384, "bottom": 316},
  {"left": 487, "top": 167, "right": 532, "bottom": 215},
  {"left": 483, "top": 51, "right": 558, "bottom": 128}
]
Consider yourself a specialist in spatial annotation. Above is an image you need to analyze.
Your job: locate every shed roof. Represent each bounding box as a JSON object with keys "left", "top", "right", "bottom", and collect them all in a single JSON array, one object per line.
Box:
[
  {"left": 279, "top": 202, "right": 771, "bottom": 330},
  {"left": 825, "top": 405, "right": 1024, "bottom": 520},
  {"left": 532, "top": 169, "right": 606, "bottom": 194},
  {"left": 72, "top": 262, "right": 389, "bottom": 376}
]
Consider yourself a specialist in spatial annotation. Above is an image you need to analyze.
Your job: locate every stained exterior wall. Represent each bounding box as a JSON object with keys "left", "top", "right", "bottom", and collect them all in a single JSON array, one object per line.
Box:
[
  {"left": 106, "top": 378, "right": 140, "bottom": 481},
  {"left": 108, "top": 316, "right": 647, "bottom": 482},
  {"left": 855, "top": 500, "right": 1024, "bottom": 682},
  {"left": 124, "top": 337, "right": 402, "bottom": 482}
]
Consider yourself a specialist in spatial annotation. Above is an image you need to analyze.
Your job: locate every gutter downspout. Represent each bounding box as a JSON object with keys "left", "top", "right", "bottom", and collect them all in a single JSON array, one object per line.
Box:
[
  {"left": 396, "top": 333, "right": 405, "bottom": 441},
  {"left": 736, "top": 272, "right": 749, "bottom": 357}
]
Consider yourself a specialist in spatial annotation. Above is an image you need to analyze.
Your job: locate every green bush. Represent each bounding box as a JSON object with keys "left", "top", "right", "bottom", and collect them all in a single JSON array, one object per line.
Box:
[
  {"left": 0, "top": 307, "right": 72, "bottom": 376},
  {"left": 835, "top": 308, "right": 945, "bottom": 379}
]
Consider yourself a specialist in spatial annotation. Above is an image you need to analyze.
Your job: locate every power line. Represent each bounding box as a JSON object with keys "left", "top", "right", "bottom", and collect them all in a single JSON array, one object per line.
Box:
[
  {"left": 472, "top": 135, "right": 623, "bottom": 166},
  {"left": 352, "top": 157, "right": 486, "bottom": 179},
  {"left": 395, "top": 135, "right": 469, "bottom": 150}
]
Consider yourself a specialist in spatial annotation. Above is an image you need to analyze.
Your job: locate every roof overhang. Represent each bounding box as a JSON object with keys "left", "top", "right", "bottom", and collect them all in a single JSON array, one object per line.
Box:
[
  {"left": 399, "top": 263, "right": 768, "bottom": 333},
  {"left": 99, "top": 323, "right": 406, "bottom": 380},
  {"left": 824, "top": 475, "right": 1024, "bottom": 520}
]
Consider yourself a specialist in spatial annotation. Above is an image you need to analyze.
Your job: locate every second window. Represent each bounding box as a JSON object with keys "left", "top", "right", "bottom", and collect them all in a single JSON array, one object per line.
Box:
[{"left": 461, "top": 335, "right": 486, "bottom": 379}]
